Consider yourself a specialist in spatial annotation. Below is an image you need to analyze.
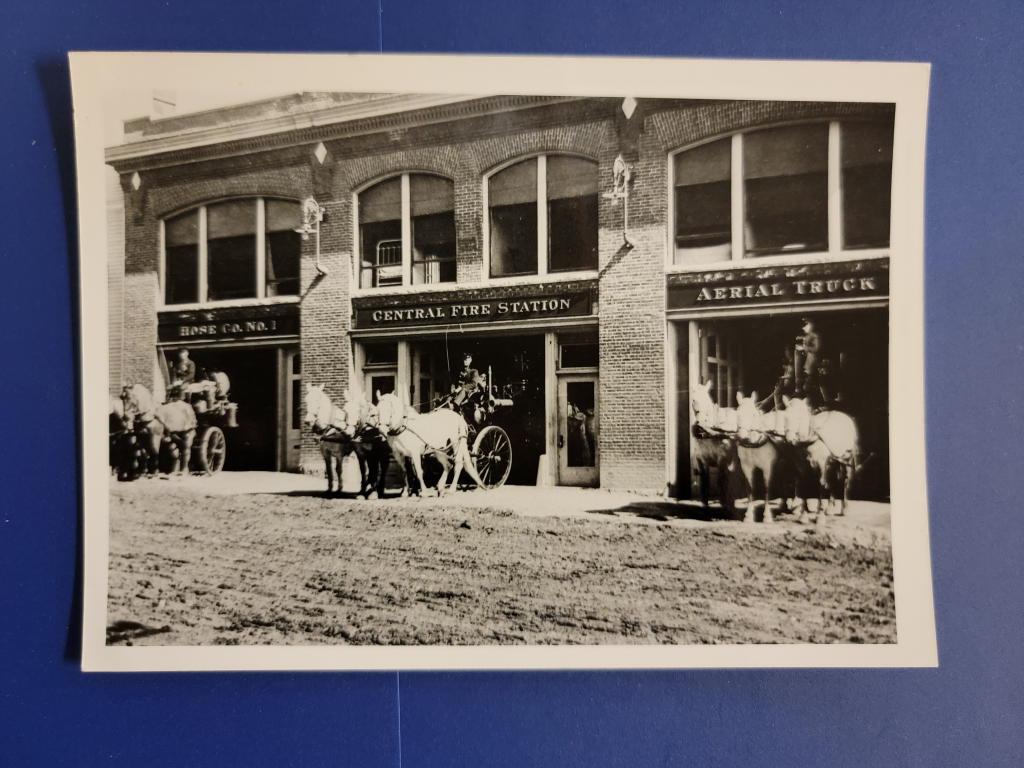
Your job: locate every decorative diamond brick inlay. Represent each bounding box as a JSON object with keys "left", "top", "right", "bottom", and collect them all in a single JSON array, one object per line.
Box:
[
  {"left": 313, "top": 142, "right": 327, "bottom": 165},
  {"left": 130, "top": 171, "right": 141, "bottom": 191}
]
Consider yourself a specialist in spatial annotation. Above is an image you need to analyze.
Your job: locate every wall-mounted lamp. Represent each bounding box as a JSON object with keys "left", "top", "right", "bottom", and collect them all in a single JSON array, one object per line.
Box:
[
  {"left": 294, "top": 197, "right": 328, "bottom": 276},
  {"left": 603, "top": 154, "right": 635, "bottom": 247}
]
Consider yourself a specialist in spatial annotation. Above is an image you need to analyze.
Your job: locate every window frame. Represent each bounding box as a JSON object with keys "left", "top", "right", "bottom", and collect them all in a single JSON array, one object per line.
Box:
[
  {"left": 666, "top": 118, "right": 893, "bottom": 273},
  {"left": 483, "top": 152, "right": 600, "bottom": 284},
  {"left": 158, "top": 195, "right": 303, "bottom": 309},
  {"left": 353, "top": 171, "right": 458, "bottom": 293}
]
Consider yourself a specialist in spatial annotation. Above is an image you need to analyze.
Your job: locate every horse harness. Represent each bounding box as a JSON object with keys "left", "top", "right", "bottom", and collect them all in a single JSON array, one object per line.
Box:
[{"left": 386, "top": 421, "right": 458, "bottom": 461}]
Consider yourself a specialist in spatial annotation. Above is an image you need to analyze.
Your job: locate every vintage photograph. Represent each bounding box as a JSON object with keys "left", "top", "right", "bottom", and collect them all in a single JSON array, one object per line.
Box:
[{"left": 73, "top": 53, "right": 934, "bottom": 669}]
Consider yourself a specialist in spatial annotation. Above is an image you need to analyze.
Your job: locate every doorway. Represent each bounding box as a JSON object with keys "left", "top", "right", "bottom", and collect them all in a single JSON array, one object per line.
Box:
[{"left": 557, "top": 375, "right": 599, "bottom": 487}]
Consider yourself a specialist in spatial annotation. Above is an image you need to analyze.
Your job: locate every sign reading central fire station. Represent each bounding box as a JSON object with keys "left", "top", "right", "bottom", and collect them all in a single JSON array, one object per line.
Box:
[{"left": 354, "top": 291, "right": 593, "bottom": 329}]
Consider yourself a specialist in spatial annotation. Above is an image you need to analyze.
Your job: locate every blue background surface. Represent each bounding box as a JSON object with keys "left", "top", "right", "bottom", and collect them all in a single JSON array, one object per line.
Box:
[{"left": 1, "top": 1, "right": 1022, "bottom": 765}]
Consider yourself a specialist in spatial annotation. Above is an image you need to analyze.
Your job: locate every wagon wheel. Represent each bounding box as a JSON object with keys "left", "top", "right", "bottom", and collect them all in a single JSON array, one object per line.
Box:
[
  {"left": 194, "top": 425, "right": 227, "bottom": 475},
  {"left": 472, "top": 425, "right": 511, "bottom": 490}
]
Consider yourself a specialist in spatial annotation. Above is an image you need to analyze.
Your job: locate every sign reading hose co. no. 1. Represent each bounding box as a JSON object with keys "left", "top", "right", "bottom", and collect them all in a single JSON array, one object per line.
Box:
[{"left": 353, "top": 291, "right": 593, "bottom": 329}]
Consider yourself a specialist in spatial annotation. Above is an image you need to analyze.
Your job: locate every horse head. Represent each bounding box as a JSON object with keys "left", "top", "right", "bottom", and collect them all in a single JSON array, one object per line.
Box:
[
  {"left": 735, "top": 390, "right": 764, "bottom": 442},
  {"left": 691, "top": 380, "right": 716, "bottom": 428},
  {"left": 781, "top": 395, "right": 813, "bottom": 444},
  {"left": 340, "top": 393, "right": 372, "bottom": 438},
  {"left": 303, "top": 383, "right": 333, "bottom": 432},
  {"left": 121, "top": 383, "right": 154, "bottom": 425},
  {"left": 374, "top": 392, "right": 408, "bottom": 436}
]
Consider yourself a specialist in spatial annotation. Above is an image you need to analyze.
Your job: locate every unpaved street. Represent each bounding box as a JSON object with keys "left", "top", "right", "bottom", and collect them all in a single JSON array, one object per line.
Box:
[{"left": 107, "top": 479, "right": 896, "bottom": 646}]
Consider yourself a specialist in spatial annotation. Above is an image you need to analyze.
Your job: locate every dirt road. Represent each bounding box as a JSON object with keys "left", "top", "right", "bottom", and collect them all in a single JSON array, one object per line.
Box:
[{"left": 106, "top": 482, "right": 895, "bottom": 646}]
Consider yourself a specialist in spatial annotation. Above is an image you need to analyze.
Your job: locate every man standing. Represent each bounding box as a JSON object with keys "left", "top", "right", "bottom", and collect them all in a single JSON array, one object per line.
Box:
[{"left": 796, "top": 317, "right": 823, "bottom": 405}]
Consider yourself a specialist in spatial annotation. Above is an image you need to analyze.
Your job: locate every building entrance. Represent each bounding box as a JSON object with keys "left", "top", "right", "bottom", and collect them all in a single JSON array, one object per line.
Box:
[
  {"left": 676, "top": 308, "right": 889, "bottom": 501},
  {"left": 162, "top": 345, "right": 290, "bottom": 471},
  {"left": 408, "top": 334, "right": 546, "bottom": 486}
]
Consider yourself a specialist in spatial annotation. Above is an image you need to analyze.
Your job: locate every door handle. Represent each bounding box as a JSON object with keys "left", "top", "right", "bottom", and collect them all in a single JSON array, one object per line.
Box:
[{"left": 557, "top": 435, "right": 564, "bottom": 449}]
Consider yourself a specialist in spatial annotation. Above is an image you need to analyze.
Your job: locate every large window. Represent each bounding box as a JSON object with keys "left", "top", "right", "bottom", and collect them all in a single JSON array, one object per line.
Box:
[
  {"left": 488, "top": 155, "right": 598, "bottom": 278},
  {"left": 671, "top": 119, "right": 894, "bottom": 266},
  {"left": 161, "top": 197, "right": 302, "bottom": 306},
  {"left": 672, "top": 138, "right": 732, "bottom": 263},
  {"left": 164, "top": 210, "right": 200, "bottom": 304},
  {"left": 744, "top": 123, "right": 829, "bottom": 256},
  {"left": 358, "top": 173, "right": 456, "bottom": 289}
]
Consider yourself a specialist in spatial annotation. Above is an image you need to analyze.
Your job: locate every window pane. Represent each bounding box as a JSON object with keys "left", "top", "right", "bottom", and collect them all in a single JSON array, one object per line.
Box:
[
  {"left": 842, "top": 120, "right": 893, "bottom": 249},
  {"left": 411, "top": 175, "right": 456, "bottom": 285},
  {"left": 560, "top": 343, "right": 599, "bottom": 368},
  {"left": 369, "top": 375, "right": 396, "bottom": 404},
  {"left": 207, "top": 199, "right": 257, "bottom": 300},
  {"left": 489, "top": 159, "right": 538, "bottom": 277},
  {"left": 291, "top": 378, "right": 301, "bottom": 430},
  {"left": 359, "top": 178, "right": 403, "bottom": 288},
  {"left": 164, "top": 210, "right": 199, "bottom": 304},
  {"left": 265, "top": 199, "right": 302, "bottom": 297},
  {"left": 565, "top": 381, "right": 597, "bottom": 468},
  {"left": 547, "top": 156, "right": 598, "bottom": 272},
  {"left": 744, "top": 124, "right": 828, "bottom": 256},
  {"left": 673, "top": 138, "right": 731, "bottom": 265},
  {"left": 364, "top": 343, "right": 398, "bottom": 365}
]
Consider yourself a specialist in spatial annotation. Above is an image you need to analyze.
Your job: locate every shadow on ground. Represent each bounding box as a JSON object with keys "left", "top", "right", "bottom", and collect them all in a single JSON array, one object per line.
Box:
[{"left": 588, "top": 499, "right": 741, "bottom": 523}]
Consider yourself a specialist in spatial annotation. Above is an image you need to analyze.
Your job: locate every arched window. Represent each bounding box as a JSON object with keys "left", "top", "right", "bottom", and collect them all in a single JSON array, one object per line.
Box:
[
  {"left": 358, "top": 173, "right": 456, "bottom": 289},
  {"left": 488, "top": 154, "right": 598, "bottom": 278},
  {"left": 671, "top": 118, "right": 893, "bottom": 266},
  {"left": 162, "top": 197, "right": 302, "bottom": 305}
]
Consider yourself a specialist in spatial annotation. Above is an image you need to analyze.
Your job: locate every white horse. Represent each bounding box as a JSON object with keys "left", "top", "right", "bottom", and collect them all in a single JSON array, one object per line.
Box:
[
  {"left": 690, "top": 380, "right": 736, "bottom": 514},
  {"left": 375, "top": 392, "right": 484, "bottom": 496},
  {"left": 303, "top": 384, "right": 348, "bottom": 494},
  {"left": 782, "top": 395, "right": 860, "bottom": 520},
  {"left": 735, "top": 391, "right": 781, "bottom": 524}
]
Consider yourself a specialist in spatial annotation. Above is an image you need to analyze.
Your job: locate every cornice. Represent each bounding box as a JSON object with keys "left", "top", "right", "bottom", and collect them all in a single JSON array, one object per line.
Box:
[{"left": 106, "top": 94, "right": 583, "bottom": 173}]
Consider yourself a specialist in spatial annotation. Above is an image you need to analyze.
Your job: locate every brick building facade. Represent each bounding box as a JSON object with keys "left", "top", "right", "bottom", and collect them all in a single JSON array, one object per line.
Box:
[{"left": 107, "top": 93, "right": 894, "bottom": 496}]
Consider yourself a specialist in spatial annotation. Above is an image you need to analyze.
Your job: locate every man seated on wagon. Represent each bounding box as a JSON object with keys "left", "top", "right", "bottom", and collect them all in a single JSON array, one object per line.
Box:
[{"left": 450, "top": 352, "right": 490, "bottom": 424}]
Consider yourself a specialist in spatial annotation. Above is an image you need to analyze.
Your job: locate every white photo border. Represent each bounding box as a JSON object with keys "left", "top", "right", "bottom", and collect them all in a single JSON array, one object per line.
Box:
[{"left": 72, "top": 51, "right": 934, "bottom": 671}]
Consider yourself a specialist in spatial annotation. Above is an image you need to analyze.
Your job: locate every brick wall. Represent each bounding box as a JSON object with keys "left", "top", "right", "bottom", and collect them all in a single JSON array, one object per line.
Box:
[{"left": 106, "top": 168, "right": 125, "bottom": 396}]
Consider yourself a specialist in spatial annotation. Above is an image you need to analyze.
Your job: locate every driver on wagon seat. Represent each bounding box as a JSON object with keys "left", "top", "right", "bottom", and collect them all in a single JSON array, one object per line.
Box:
[{"left": 451, "top": 352, "right": 486, "bottom": 422}]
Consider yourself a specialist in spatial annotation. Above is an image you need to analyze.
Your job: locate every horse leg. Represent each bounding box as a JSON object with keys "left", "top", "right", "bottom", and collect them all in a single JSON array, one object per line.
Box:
[
  {"left": 763, "top": 464, "right": 774, "bottom": 524},
  {"left": 698, "top": 460, "right": 710, "bottom": 508},
  {"left": 179, "top": 431, "right": 194, "bottom": 475},
  {"left": 148, "top": 431, "right": 162, "bottom": 477},
  {"left": 409, "top": 454, "right": 429, "bottom": 498},
  {"left": 815, "top": 468, "right": 825, "bottom": 523},
  {"left": 716, "top": 461, "right": 732, "bottom": 517},
  {"left": 842, "top": 464, "right": 852, "bottom": 516},
  {"left": 323, "top": 449, "right": 334, "bottom": 495},
  {"left": 355, "top": 449, "right": 369, "bottom": 498},
  {"left": 739, "top": 456, "right": 756, "bottom": 524}
]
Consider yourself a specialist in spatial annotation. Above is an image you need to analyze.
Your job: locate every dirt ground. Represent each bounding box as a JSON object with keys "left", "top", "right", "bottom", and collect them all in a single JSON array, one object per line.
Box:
[{"left": 106, "top": 478, "right": 896, "bottom": 646}]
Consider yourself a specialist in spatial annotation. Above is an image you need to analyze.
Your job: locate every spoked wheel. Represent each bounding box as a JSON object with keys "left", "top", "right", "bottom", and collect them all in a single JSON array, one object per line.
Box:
[
  {"left": 472, "top": 425, "right": 512, "bottom": 490},
  {"left": 194, "top": 426, "right": 227, "bottom": 475}
]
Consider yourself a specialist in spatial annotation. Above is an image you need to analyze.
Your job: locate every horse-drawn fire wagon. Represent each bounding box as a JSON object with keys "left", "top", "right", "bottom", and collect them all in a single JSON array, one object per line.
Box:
[{"left": 111, "top": 373, "right": 238, "bottom": 480}]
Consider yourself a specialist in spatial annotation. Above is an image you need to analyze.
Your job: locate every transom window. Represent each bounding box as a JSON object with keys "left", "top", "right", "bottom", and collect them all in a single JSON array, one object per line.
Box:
[
  {"left": 671, "top": 118, "right": 894, "bottom": 266},
  {"left": 358, "top": 173, "right": 456, "bottom": 289},
  {"left": 162, "top": 197, "right": 302, "bottom": 305},
  {"left": 488, "top": 154, "right": 599, "bottom": 278}
]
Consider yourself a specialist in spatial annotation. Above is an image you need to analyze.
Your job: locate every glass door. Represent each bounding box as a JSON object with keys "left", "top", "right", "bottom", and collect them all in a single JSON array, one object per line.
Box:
[
  {"left": 557, "top": 375, "right": 599, "bottom": 487},
  {"left": 283, "top": 349, "right": 301, "bottom": 471}
]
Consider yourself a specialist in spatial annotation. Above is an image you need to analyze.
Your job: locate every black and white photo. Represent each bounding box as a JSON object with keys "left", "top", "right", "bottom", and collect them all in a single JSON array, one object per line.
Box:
[{"left": 72, "top": 53, "right": 935, "bottom": 670}]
